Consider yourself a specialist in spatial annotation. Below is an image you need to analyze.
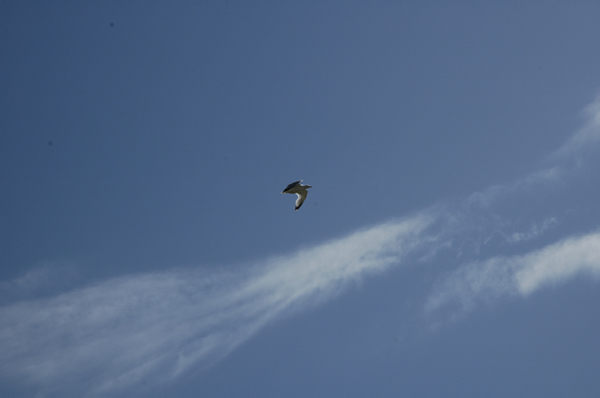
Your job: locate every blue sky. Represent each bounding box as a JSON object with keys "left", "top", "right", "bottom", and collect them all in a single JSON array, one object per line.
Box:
[{"left": 1, "top": 2, "right": 600, "bottom": 397}]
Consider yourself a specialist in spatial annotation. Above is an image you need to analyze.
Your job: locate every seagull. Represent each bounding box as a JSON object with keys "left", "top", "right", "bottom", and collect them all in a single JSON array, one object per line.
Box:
[{"left": 281, "top": 180, "right": 312, "bottom": 211}]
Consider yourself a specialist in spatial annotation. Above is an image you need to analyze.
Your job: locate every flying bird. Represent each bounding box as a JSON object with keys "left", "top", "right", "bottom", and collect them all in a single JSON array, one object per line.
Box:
[{"left": 281, "top": 180, "right": 312, "bottom": 211}]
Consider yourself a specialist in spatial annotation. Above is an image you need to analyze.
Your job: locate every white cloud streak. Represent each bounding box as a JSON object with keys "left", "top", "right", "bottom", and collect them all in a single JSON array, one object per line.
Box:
[
  {"left": 0, "top": 214, "right": 434, "bottom": 396},
  {"left": 2, "top": 94, "right": 600, "bottom": 396},
  {"left": 553, "top": 93, "right": 600, "bottom": 159},
  {"left": 515, "top": 231, "right": 600, "bottom": 294},
  {"left": 426, "top": 231, "right": 600, "bottom": 315}
]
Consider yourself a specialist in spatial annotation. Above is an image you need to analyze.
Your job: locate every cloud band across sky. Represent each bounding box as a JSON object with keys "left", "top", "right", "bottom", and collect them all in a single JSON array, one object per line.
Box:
[
  {"left": 1, "top": 95, "right": 600, "bottom": 396},
  {"left": 0, "top": 214, "right": 434, "bottom": 395},
  {"left": 426, "top": 231, "right": 600, "bottom": 316}
]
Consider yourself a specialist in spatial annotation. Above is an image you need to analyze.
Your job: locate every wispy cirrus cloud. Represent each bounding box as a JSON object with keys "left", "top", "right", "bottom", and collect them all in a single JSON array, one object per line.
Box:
[
  {"left": 0, "top": 214, "right": 435, "bottom": 396},
  {"left": 2, "top": 94, "right": 600, "bottom": 396},
  {"left": 423, "top": 92, "right": 600, "bottom": 318},
  {"left": 425, "top": 230, "right": 600, "bottom": 316},
  {"left": 553, "top": 93, "right": 600, "bottom": 160}
]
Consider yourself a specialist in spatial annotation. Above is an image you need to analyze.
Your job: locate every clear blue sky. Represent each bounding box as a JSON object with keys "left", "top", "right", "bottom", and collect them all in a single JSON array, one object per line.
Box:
[{"left": 2, "top": 2, "right": 600, "bottom": 397}]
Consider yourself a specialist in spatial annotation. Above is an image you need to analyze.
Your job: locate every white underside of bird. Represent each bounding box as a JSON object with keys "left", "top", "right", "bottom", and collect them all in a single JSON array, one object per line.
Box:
[{"left": 281, "top": 180, "right": 312, "bottom": 211}]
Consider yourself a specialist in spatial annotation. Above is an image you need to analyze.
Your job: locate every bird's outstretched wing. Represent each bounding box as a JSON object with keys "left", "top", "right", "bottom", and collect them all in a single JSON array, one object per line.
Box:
[
  {"left": 295, "top": 192, "right": 307, "bottom": 211},
  {"left": 283, "top": 180, "right": 302, "bottom": 193}
]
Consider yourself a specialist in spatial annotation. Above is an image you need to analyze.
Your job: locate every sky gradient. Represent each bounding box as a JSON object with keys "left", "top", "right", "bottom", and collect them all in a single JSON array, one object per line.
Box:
[{"left": 2, "top": 2, "right": 600, "bottom": 397}]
